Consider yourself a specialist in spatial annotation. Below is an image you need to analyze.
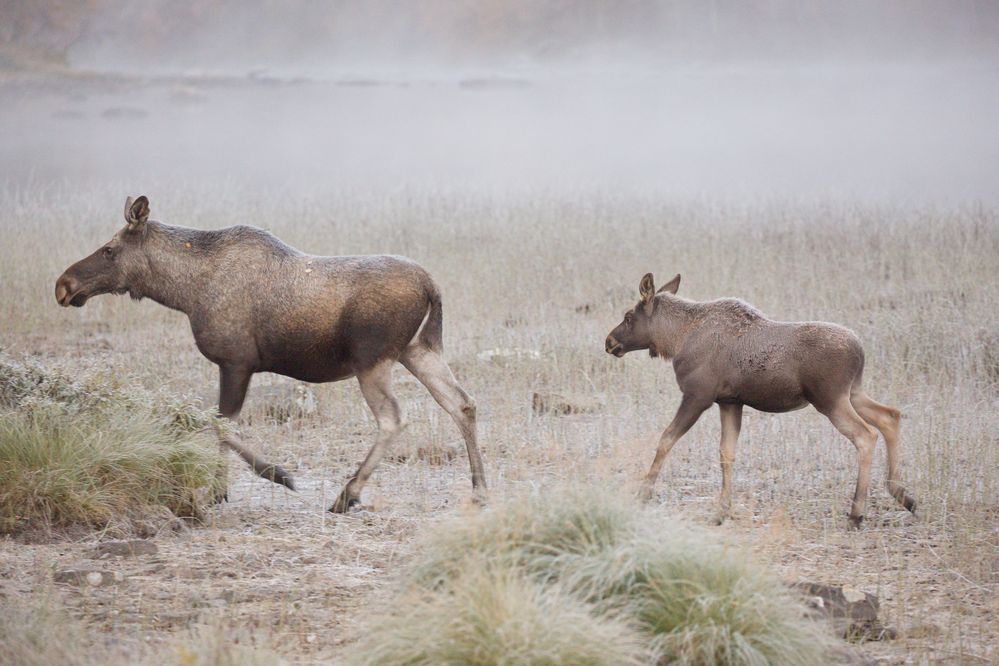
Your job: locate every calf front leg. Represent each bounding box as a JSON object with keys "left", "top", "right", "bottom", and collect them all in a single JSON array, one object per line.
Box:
[{"left": 639, "top": 394, "right": 710, "bottom": 502}]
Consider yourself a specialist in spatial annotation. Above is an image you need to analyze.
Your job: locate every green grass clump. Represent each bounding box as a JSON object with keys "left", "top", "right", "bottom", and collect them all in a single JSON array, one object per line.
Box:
[
  {"left": 560, "top": 538, "right": 830, "bottom": 665},
  {"left": 0, "top": 354, "right": 225, "bottom": 535},
  {"left": 354, "top": 487, "right": 834, "bottom": 666},
  {"left": 408, "top": 485, "right": 638, "bottom": 589},
  {"left": 353, "top": 564, "right": 648, "bottom": 666}
]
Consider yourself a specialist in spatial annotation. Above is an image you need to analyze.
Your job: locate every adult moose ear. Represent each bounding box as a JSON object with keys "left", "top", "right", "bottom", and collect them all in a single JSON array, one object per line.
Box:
[
  {"left": 124, "top": 195, "right": 150, "bottom": 229},
  {"left": 639, "top": 273, "right": 656, "bottom": 305},
  {"left": 657, "top": 273, "right": 681, "bottom": 295}
]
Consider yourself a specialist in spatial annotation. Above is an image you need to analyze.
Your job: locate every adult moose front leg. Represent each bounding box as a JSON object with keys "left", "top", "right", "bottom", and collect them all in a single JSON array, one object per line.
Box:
[
  {"left": 638, "top": 394, "right": 711, "bottom": 502},
  {"left": 216, "top": 365, "right": 295, "bottom": 492},
  {"left": 330, "top": 360, "right": 403, "bottom": 513}
]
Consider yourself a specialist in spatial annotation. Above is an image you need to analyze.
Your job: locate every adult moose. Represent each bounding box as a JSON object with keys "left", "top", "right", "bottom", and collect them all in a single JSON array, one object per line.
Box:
[
  {"left": 55, "top": 196, "right": 486, "bottom": 512},
  {"left": 605, "top": 273, "right": 916, "bottom": 527}
]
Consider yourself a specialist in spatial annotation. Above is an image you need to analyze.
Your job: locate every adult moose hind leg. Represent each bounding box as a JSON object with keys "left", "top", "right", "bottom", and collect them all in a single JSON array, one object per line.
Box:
[
  {"left": 330, "top": 359, "right": 403, "bottom": 513},
  {"left": 216, "top": 365, "right": 295, "bottom": 493},
  {"left": 715, "top": 403, "right": 743, "bottom": 524},
  {"left": 400, "top": 345, "right": 487, "bottom": 499},
  {"left": 638, "top": 394, "right": 711, "bottom": 502},
  {"left": 816, "top": 396, "right": 879, "bottom": 528},
  {"left": 851, "top": 391, "right": 917, "bottom": 514}
]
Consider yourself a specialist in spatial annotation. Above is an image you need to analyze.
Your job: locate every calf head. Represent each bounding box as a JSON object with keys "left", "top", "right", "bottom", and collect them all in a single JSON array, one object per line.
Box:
[
  {"left": 55, "top": 196, "right": 151, "bottom": 307},
  {"left": 605, "top": 272, "right": 680, "bottom": 358}
]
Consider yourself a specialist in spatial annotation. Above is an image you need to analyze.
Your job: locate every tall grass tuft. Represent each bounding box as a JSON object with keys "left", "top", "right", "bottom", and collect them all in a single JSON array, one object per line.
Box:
[
  {"left": 354, "top": 487, "right": 834, "bottom": 666},
  {"left": 353, "top": 563, "right": 649, "bottom": 666},
  {"left": 0, "top": 353, "right": 225, "bottom": 535},
  {"left": 408, "top": 486, "right": 639, "bottom": 589}
]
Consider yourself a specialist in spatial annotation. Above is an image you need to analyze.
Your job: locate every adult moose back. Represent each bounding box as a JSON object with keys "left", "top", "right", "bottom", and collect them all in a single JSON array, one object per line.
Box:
[
  {"left": 55, "top": 196, "right": 486, "bottom": 511},
  {"left": 605, "top": 272, "right": 916, "bottom": 527}
]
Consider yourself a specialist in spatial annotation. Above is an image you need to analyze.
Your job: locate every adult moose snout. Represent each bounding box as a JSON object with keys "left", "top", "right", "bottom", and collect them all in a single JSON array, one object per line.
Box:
[{"left": 55, "top": 274, "right": 85, "bottom": 307}]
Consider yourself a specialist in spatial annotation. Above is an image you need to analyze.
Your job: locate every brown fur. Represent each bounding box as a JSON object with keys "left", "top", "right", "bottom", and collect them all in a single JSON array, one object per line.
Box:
[
  {"left": 56, "top": 196, "right": 486, "bottom": 511},
  {"left": 606, "top": 272, "right": 916, "bottom": 527}
]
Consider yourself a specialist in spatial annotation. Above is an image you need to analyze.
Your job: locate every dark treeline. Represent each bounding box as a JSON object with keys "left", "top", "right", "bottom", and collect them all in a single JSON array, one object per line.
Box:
[{"left": 3, "top": 0, "right": 998, "bottom": 73}]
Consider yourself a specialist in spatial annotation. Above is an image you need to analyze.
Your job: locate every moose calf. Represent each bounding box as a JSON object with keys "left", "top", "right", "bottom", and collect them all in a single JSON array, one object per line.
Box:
[{"left": 605, "top": 273, "right": 916, "bottom": 527}]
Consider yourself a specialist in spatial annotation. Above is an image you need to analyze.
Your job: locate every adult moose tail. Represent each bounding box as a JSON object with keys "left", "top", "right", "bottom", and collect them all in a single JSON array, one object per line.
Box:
[{"left": 418, "top": 282, "right": 444, "bottom": 353}]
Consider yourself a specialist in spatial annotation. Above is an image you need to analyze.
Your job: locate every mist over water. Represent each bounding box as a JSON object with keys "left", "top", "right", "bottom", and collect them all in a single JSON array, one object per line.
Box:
[{"left": 2, "top": 2, "right": 998, "bottom": 204}]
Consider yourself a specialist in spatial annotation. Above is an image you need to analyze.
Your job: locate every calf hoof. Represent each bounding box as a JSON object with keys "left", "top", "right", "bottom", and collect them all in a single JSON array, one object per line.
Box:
[
  {"left": 471, "top": 488, "right": 489, "bottom": 507},
  {"left": 209, "top": 489, "right": 229, "bottom": 505},
  {"left": 329, "top": 492, "right": 362, "bottom": 514},
  {"left": 848, "top": 514, "right": 864, "bottom": 530},
  {"left": 637, "top": 484, "right": 656, "bottom": 503},
  {"left": 712, "top": 511, "right": 729, "bottom": 526},
  {"left": 904, "top": 496, "right": 917, "bottom": 515}
]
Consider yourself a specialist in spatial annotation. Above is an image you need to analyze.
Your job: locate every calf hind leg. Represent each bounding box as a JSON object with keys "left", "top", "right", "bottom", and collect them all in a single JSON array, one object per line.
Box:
[
  {"left": 851, "top": 392, "right": 916, "bottom": 513},
  {"left": 715, "top": 403, "right": 743, "bottom": 524},
  {"left": 817, "top": 397, "right": 879, "bottom": 528},
  {"left": 400, "top": 345, "right": 486, "bottom": 497},
  {"left": 330, "top": 360, "right": 402, "bottom": 513}
]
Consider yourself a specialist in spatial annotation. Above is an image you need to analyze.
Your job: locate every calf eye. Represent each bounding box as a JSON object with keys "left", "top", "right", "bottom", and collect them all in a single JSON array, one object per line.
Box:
[{"left": 103, "top": 246, "right": 115, "bottom": 260}]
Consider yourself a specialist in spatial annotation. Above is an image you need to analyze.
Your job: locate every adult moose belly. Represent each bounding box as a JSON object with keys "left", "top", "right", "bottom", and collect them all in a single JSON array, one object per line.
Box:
[{"left": 256, "top": 319, "right": 356, "bottom": 383}]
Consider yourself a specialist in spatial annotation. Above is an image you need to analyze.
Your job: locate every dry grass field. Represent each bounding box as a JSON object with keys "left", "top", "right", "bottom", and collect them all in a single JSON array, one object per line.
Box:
[{"left": 1, "top": 183, "right": 997, "bottom": 663}]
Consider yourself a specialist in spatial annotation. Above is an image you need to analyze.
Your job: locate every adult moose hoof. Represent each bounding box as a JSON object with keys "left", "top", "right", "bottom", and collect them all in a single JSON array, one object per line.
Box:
[
  {"left": 209, "top": 488, "right": 229, "bottom": 505},
  {"left": 260, "top": 465, "right": 296, "bottom": 491},
  {"left": 848, "top": 514, "right": 864, "bottom": 530}
]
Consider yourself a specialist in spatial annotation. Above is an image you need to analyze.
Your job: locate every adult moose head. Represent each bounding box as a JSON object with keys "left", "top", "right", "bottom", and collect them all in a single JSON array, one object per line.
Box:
[
  {"left": 606, "top": 272, "right": 916, "bottom": 528},
  {"left": 56, "top": 196, "right": 486, "bottom": 511}
]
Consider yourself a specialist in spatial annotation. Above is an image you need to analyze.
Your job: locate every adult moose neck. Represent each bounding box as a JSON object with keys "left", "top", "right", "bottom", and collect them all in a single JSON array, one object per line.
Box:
[
  {"left": 132, "top": 222, "right": 216, "bottom": 315},
  {"left": 650, "top": 295, "right": 702, "bottom": 360}
]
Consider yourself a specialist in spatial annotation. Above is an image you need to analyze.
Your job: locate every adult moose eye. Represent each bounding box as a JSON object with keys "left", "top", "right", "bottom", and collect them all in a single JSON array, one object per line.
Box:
[{"left": 103, "top": 246, "right": 115, "bottom": 260}]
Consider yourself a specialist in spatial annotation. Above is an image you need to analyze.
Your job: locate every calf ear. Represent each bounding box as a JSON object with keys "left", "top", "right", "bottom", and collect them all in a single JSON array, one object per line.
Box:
[
  {"left": 658, "top": 273, "right": 681, "bottom": 295},
  {"left": 124, "top": 195, "right": 150, "bottom": 229},
  {"left": 639, "top": 273, "right": 656, "bottom": 304}
]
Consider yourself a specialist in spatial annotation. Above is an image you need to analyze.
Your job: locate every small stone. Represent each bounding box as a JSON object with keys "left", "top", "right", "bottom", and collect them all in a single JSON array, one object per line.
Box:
[
  {"left": 54, "top": 569, "right": 124, "bottom": 587},
  {"left": 93, "top": 540, "right": 158, "bottom": 558},
  {"left": 904, "top": 623, "right": 942, "bottom": 639}
]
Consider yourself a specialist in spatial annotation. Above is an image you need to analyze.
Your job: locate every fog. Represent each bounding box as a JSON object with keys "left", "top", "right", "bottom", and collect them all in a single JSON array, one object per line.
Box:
[{"left": 3, "top": 2, "right": 998, "bottom": 203}]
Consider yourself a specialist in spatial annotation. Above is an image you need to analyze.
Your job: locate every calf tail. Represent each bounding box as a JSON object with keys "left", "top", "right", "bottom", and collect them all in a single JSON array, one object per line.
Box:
[
  {"left": 219, "top": 432, "right": 296, "bottom": 491},
  {"left": 418, "top": 282, "right": 444, "bottom": 353}
]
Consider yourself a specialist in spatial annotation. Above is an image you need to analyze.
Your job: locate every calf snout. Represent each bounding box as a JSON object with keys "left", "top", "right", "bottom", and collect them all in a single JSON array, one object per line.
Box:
[{"left": 605, "top": 335, "right": 624, "bottom": 357}]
